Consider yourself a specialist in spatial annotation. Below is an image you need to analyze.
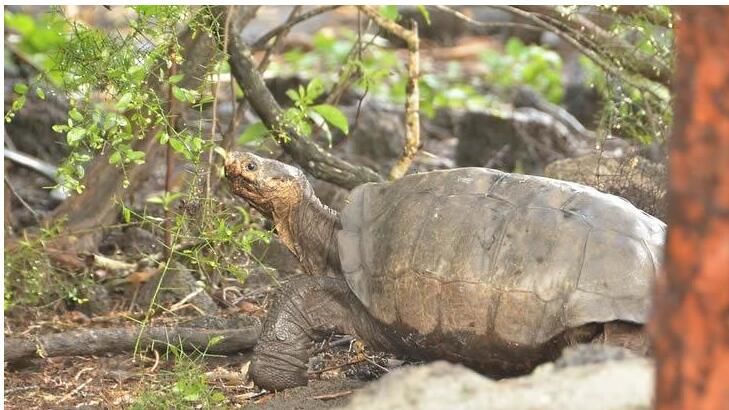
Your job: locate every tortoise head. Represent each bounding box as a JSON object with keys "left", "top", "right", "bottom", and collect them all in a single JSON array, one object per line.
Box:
[{"left": 225, "top": 152, "right": 306, "bottom": 218}]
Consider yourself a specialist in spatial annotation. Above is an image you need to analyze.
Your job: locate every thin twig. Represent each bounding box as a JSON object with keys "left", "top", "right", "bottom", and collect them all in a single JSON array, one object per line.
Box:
[
  {"left": 324, "top": 19, "right": 377, "bottom": 107},
  {"left": 522, "top": 5, "right": 671, "bottom": 86},
  {"left": 5, "top": 385, "right": 40, "bottom": 396},
  {"left": 169, "top": 287, "right": 205, "bottom": 311},
  {"left": 163, "top": 57, "right": 178, "bottom": 259},
  {"left": 258, "top": 6, "right": 302, "bottom": 73},
  {"left": 252, "top": 5, "right": 341, "bottom": 50},
  {"left": 205, "top": 6, "right": 233, "bottom": 201},
  {"left": 149, "top": 348, "right": 161, "bottom": 373},
  {"left": 218, "top": 6, "right": 300, "bottom": 183},
  {"left": 311, "top": 356, "right": 366, "bottom": 374},
  {"left": 4, "top": 176, "right": 40, "bottom": 222},
  {"left": 431, "top": 5, "right": 543, "bottom": 32},
  {"left": 58, "top": 377, "right": 93, "bottom": 403},
  {"left": 363, "top": 354, "right": 390, "bottom": 373},
  {"left": 312, "top": 390, "right": 353, "bottom": 401}
]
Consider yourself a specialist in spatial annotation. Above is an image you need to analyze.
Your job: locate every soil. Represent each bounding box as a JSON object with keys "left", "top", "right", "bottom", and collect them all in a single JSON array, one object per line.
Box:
[
  {"left": 3, "top": 269, "right": 399, "bottom": 409},
  {"left": 4, "top": 299, "right": 400, "bottom": 409}
]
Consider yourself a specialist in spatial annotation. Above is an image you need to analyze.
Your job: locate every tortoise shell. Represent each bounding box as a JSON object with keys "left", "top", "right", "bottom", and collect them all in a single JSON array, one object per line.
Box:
[{"left": 338, "top": 167, "right": 665, "bottom": 347}]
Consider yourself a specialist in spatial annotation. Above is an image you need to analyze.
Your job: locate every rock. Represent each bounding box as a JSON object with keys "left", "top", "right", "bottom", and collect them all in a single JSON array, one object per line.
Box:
[
  {"left": 311, "top": 177, "right": 350, "bottom": 212},
  {"left": 544, "top": 152, "right": 667, "bottom": 220},
  {"left": 341, "top": 104, "right": 406, "bottom": 174},
  {"left": 553, "top": 344, "right": 638, "bottom": 369},
  {"left": 99, "top": 226, "right": 161, "bottom": 257},
  {"left": 340, "top": 348, "right": 653, "bottom": 410},
  {"left": 250, "top": 237, "right": 302, "bottom": 275},
  {"left": 455, "top": 108, "right": 588, "bottom": 174},
  {"left": 80, "top": 284, "right": 113, "bottom": 316},
  {"left": 137, "top": 262, "right": 219, "bottom": 314}
]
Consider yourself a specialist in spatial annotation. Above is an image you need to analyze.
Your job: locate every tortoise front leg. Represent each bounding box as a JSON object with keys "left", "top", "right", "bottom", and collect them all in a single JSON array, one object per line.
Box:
[{"left": 250, "top": 276, "right": 361, "bottom": 391}]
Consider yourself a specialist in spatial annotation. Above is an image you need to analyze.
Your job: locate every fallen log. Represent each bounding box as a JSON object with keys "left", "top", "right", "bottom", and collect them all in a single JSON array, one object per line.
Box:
[{"left": 4, "top": 316, "right": 260, "bottom": 364}]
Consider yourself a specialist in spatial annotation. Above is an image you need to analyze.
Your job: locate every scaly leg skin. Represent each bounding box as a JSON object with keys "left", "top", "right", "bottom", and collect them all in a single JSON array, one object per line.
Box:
[
  {"left": 600, "top": 321, "right": 651, "bottom": 355},
  {"left": 250, "top": 276, "right": 362, "bottom": 391}
]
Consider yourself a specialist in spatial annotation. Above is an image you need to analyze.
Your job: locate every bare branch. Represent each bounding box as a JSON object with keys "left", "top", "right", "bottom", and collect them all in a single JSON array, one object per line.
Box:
[
  {"left": 519, "top": 5, "right": 671, "bottom": 87},
  {"left": 491, "top": 5, "right": 666, "bottom": 101},
  {"left": 257, "top": 6, "right": 302, "bottom": 73},
  {"left": 225, "top": 9, "right": 382, "bottom": 189},
  {"left": 358, "top": 6, "right": 421, "bottom": 180},
  {"left": 252, "top": 5, "right": 341, "bottom": 50},
  {"left": 431, "top": 5, "right": 543, "bottom": 32}
]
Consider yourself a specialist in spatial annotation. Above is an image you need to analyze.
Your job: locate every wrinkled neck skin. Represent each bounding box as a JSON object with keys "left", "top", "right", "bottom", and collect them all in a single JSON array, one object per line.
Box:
[{"left": 271, "top": 181, "right": 341, "bottom": 276}]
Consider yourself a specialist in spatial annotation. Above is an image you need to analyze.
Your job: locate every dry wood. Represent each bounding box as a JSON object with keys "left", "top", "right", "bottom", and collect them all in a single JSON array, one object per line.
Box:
[
  {"left": 358, "top": 6, "right": 421, "bottom": 180},
  {"left": 312, "top": 390, "right": 353, "bottom": 401},
  {"left": 4, "top": 317, "right": 261, "bottom": 364}
]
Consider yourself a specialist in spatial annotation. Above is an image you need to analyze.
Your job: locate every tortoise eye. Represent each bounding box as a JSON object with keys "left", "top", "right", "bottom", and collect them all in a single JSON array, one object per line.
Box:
[{"left": 246, "top": 162, "right": 257, "bottom": 171}]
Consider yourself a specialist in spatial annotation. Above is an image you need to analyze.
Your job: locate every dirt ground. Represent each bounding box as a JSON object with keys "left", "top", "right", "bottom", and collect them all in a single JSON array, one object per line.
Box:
[
  {"left": 4, "top": 352, "right": 367, "bottom": 409},
  {"left": 3, "top": 282, "right": 396, "bottom": 409}
]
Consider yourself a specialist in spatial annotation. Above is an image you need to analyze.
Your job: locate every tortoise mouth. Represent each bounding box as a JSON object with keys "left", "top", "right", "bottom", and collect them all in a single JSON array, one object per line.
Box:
[{"left": 229, "top": 174, "right": 259, "bottom": 199}]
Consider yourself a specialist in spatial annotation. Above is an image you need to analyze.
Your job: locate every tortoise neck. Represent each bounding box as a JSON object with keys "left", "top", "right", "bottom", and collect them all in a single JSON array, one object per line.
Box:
[{"left": 272, "top": 181, "right": 341, "bottom": 276}]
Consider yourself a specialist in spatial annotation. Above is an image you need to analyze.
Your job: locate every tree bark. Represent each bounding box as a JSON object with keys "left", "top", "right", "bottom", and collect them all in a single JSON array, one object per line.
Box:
[
  {"left": 652, "top": 6, "right": 729, "bottom": 410},
  {"left": 4, "top": 316, "right": 260, "bottom": 364}
]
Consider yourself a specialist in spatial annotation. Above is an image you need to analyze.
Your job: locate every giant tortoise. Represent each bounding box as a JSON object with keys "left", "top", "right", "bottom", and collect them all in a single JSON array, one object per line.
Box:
[{"left": 224, "top": 152, "right": 665, "bottom": 391}]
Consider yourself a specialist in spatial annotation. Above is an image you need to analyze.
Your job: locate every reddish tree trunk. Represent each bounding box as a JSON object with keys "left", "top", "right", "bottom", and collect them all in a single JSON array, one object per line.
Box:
[{"left": 652, "top": 6, "right": 729, "bottom": 410}]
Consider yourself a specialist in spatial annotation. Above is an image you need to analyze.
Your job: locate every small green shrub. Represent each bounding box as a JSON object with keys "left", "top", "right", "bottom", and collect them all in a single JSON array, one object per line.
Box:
[{"left": 481, "top": 37, "right": 564, "bottom": 104}]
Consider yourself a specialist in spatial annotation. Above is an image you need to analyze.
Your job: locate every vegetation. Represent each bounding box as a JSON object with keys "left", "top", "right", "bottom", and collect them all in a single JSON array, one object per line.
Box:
[{"left": 4, "top": 5, "right": 682, "bottom": 407}]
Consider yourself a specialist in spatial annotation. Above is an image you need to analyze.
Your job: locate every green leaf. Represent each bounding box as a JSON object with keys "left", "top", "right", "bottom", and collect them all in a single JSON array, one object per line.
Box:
[
  {"left": 109, "top": 151, "right": 122, "bottom": 165},
  {"left": 505, "top": 37, "right": 525, "bottom": 56},
  {"left": 155, "top": 130, "right": 169, "bottom": 145},
  {"left": 66, "top": 127, "right": 87, "bottom": 144},
  {"left": 115, "top": 92, "right": 133, "bottom": 110},
  {"left": 172, "top": 86, "right": 200, "bottom": 103},
  {"left": 126, "top": 150, "right": 145, "bottom": 164},
  {"left": 198, "top": 95, "right": 215, "bottom": 105},
  {"left": 11, "top": 95, "right": 26, "bottom": 112},
  {"left": 13, "top": 83, "right": 28, "bottom": 95},
  {"left": 122, "top": 206, "right": 131, "bottom": 223},
  {"left": 239, "top": 122, "right": 269, "bottom": 144},
  {"left": 285, "top": 89, "right": 300, "bottom": 103},
  {"left": 416, "top": 5, "right": 431, "bottom": 25},
  {"left": 168, "top": 73, "right": 184, "bottom": 84},
  {"left": 146, "top": 195, "right": 164, "bottom": 205},
  {"left": 172, "top": 86, "right": 187, "bottom": 103},
  {"left": 312, "top": 104, "right": 349, "bottom": 134},
  {"left": 306, "top": 78, "right": 325, "bottom": 101},
  {"left": 35, "top": 87, "right": 46, "bottom": 100},
  {"left": 379, "top": 5, "right": 400, "bottom": 21},
  {"left": 52, "top": 124, "right": 69, "bottom": 133},
  {"left": 69, "top": 108, "right": 84, "bottom": 122},
  {"left": 5, "top": 12, "right": 36, "bottom": 36},
  {"left": 168, "top": 137, "right": 186, "bottom": 155},
  {"left": 127, "top": 65, "right": 145, "bottom": 83}
]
